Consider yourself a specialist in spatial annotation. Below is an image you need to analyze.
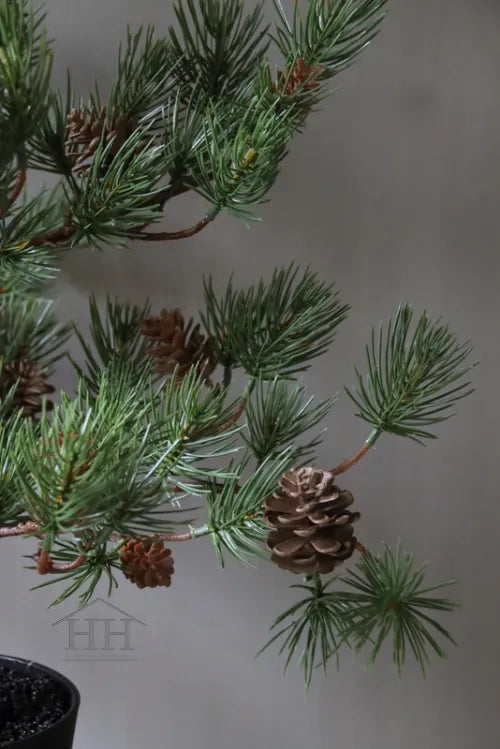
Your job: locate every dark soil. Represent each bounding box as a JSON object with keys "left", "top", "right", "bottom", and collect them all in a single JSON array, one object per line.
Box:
[{"left": 0, "top": 666, "right": 69, "bottom": 745}]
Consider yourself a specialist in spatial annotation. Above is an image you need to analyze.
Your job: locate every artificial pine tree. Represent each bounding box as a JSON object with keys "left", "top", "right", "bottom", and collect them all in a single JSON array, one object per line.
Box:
[{"left": 0, "top": 0, "right": 475, "bottom": 686}]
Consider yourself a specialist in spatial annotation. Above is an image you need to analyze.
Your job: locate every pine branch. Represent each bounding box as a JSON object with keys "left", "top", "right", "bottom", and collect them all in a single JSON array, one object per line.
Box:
[
  {"left": 202, "top": 265, "right": 349, "bottom": 378},
  {"left": 262, "top": 544, "right": 458, "bottom": 685},
  {"left": 244, "top": 377, "right": 335, "bottom": 463},
  {"left": 272, "top": 0, "right": 387, "bottom": 72},
  {"left": 168, "top": 0, "right": 269, "bottom": 99},
  {"left": 346, "top": 304, "right": 476, "bottom": 443},
  {"left": 70, "top": 295, "right": 152, "bottom": 395},
  {"left": 203, "top": 449, "right": 294, "bottom": 565},
  {"left": 258, "top": 574, "right": 351, "bottom": 687},
  {"left": 107, "top": 26, "right": 174, "bottom": 119},
  {"left": 65, "top": 129, "right": 168, "bottom": 247},
  {"left": 338, "top": 543, "right": 458, "bottom": 674},
  {"left": 0, "top": 1, "right": 53, "bottom": 145},
  {"left": 0, "top": 292, "right": 70, "bottom": 371}
]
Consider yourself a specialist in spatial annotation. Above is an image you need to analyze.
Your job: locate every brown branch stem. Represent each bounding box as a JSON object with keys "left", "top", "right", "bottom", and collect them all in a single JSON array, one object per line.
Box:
[
  {"left": 0, "top": 521, "right": 40, "bottom": 537},
  {"left": 355, "top": 540, "right": 368, "bottom": 556},
  {"left": 218, "top": 397, "right": 247, "bottom": 434},
  {"left": 332, "top": 429, "right": 381, "bottom": 476},
  {"left": 135, "top": 216, "right": 211, "bottom": 241},
  {"left": 37, "top": 549, "right": 52, "bottom": 574},
  {"left": 36, "top": 550, "right": 87, "bottom": 575},
  {"left": 48, "top": 555, "right": 88, "bottom": 573},
  {"left": 0, "top": 168, "right": 27, "bottom": 219},
  {"left": 31, "top": 223, "right": 75, "bottom": 248},
  {"left": 332, "top": 442, "right": 372, "bottom": 476},
  {"left": 111, "top": 531, "right": 193, "bottom": 543}
]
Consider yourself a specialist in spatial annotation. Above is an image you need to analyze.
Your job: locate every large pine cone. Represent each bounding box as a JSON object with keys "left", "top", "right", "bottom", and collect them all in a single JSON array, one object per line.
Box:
[
  {"left": 0, "top": 359, "right": 55, "bottom": 418},
  {"left": 120, "top": 539, "right": 174, "bottom": 589},
  {"left": 139, "top": 308, "right": 216, "bottom": 379},
  {"left": 66, "top": 105, "right": 136, "bottom": 172},
  {"left": 263, "top": 468, "right": 360, "bottom": 574}
]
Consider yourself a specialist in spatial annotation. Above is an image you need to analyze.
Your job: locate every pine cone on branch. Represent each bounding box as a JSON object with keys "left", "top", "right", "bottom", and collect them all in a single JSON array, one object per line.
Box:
[
  {"left": 0, "top": 359, "right": 55, "bottom": 418},
  {"left": 66, "top": 105, "right": 137, "bottom": 172},
  {"left": 139, "top": 308, "right": 216, "bottom": 379},
  {"left": 120, "top": 539, "right": 174, "bottom": 589},
  {"left": 277, "top": 58, "right": 325, "bottom": 96},
  {"left": 263, "top": 467, "right": 360, "bottom": 574}
]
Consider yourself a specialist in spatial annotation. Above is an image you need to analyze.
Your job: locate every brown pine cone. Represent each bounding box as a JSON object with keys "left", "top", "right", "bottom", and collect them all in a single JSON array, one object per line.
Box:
[
  {"left": 277, "top": 58, "right": 325, "bottom": 96},
  {"left": 66, "top": 105, "right": 137, "bottom": 172},
  {"left": 120, "top": 539, "right": 174, "bottom": 589},
  {"left": 263, "top": 467, "right": 360, "bottom": 575},
  {"left": 0, "top": 359, "right": 55, "bottom": 418},
  {"left": 139, "top": 308, "right": 216, "bottom": 379}
]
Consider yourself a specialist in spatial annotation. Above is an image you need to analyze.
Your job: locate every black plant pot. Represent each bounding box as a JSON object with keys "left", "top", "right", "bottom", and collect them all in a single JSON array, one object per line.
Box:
[{"left": 0, "top": 655, "right": 80, "bottom": 749}]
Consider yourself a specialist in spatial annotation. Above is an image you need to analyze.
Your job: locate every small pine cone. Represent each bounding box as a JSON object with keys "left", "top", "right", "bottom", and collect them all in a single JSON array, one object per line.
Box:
[
  {"left": 263, "top": 467, "right": 360, "bottom": 575},
  {"left": 277, "top": 58, "right": 325, "bottom": 96},
  {"left": 66, "top": 105, "right": 136, "bottom": 172},
  {"left": 0, "top": 359, "right": 55, "bottom": 418},
  {"left": 120, "top": 539, "right": 174, "bottom": 589},
  {"left": 139, "top": 308, "right": 216, "bottom": 379}
]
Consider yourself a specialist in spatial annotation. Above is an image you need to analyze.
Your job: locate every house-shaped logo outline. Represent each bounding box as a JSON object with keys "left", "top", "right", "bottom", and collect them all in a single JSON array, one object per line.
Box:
[{"left": 52, "top": 597, "right": 147, "bottom": 627}]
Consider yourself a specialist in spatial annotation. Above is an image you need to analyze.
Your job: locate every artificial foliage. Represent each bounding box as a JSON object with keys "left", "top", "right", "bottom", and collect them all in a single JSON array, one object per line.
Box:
[{"left": 0, "top": 0, "right": 475, "bottom": 686}]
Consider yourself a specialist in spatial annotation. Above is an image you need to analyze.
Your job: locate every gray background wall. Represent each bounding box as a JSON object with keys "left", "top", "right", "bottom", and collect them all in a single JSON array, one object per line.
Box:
[{"left": 1, "top": 1, "right": 499, "bottom": 747}]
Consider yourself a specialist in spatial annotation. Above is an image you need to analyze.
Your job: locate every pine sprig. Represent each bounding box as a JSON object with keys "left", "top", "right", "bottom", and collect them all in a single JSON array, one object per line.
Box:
[
  {"left": 168, "top": 0, "right": 269, "bottom": 98},
  {"left": 71, "top": 295, "right": 152, "bottom": 394},
  {"left": 106, "top": 27, "right": 174, "bottom": 119},
  {"left": 244, "top": 377, "right": 335, "bottom": 462},
  {"left": 0, "top": 187, "right": 68, "bottom": 289},
  {"left": 272, "top": 0, "right": 387, "bottom": 71},
  {"left": 339, "top": 544, "right": 458, "bottom": 674},
  {"left": 202, "top": 265, "right": 349, "bottom": 378},
  {"left": 262, "top": 545, "right": 458, "bottom": 685},
  {"left": 203, "top": 449, "right": 294, "bottom": 565},
  {"left": 66, "top": 129, "right": 167, "bottom": 246},
  {"left": 0, "top": 292, "right": 70, "bottom": 371},
  {"left": 346, "top": 304, "right": 475, "bottom": 442},
  {"left": 31, "top": 539, "right": 122, "bottom": 608},
  {"left": 259, "top": 574, "right": 351, "bottom": 687},
  {"left": 0, "top": 0, "right": 53, "bottom": 148},
  {"left": 0, "top": 413, "right": 27, "bottom": 526},
  {"left": 191, "top": 99, "right": 291, "bottom": 220},
  {"left": 27, "top": 78, "right": 75, "bottom": 176},
  {"left": 149, "top": 367, "right": 242, "bottom": 480}
]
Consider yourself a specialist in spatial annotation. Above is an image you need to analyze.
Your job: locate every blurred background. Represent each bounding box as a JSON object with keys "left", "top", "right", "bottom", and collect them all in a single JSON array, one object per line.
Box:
[{"left": 1, "top": 1, "right": 500, "bottom": 747}]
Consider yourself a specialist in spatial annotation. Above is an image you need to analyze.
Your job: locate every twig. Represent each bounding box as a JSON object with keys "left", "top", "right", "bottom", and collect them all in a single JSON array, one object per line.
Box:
[
  {"left": 48, "top": 555, "right": 87, "bottom": 573},
  {"left": 217, "top": 397, "right": 247, "bottom": 434},
  {"left": 332, "top": 428, "right": 381, "bottom": 476},
  {"left": 355, "top": 540, "right": 368, "bottom": 556},
  {"left": 135, "top": 216, "right": 211, "bottom": 241},
  {"left": 0, "top": 168, "right": 27, "bottom": 218},
  {"left": 0, "top": 521, "right": 40, "bottom": 537},
  {"left": 111, "top": 531, "right": 193, "bottom": 543},
  {"left": 36, "top": 550, "right": 87, "bottom": 574},
  {"left": 37, "top": 549, "right": 52, "bottom": 574},
  {"left": 31, "top": 223, "right": 75, "bottom": 247}
]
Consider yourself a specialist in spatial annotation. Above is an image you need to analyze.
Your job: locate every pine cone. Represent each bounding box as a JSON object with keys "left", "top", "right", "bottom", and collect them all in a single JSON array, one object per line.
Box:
[
  {"left": 120, "top": 539, "right": 174, "bottom": 589},
  {"left": 263, "top": 467, "right": 360, "bottom": 574},
  {"left": 66, "top": 105, "right": 136, "bottom": 172},
  {"left": 0, "top": 359, "right": 55, "bottom": 418},
  {"left": 139, "top": 308, "right": 216, "bottom": 379},
  {"left": 277, "top": 58, "right": 325, "bottom": 96}
]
